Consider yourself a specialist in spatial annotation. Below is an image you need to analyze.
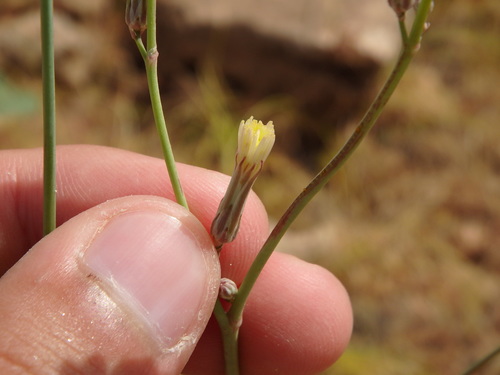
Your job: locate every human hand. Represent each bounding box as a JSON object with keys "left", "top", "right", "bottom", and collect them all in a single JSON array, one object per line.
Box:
[{"left": 0, "top": 145, "right": 352, "bottom": 374}]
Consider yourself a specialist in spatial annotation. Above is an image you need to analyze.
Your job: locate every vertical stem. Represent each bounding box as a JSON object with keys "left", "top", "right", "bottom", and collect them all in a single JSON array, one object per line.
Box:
[
  {"left": 146, "top": 0, "right": 157, "bottom": 52},
  {"left": 40, "top": 0, "right": 56, "bottom": 235},
  {"left": 142, "top": 0, "right": 188, "bottom": 209},
  {"left": 213, "top": 300, "right": 240, "bottom": 375}
]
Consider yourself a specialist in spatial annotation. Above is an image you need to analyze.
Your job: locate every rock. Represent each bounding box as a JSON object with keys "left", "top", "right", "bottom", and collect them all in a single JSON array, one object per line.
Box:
[
  {"left": 155, "top": 0, "right": 401, "bottom": 165},
  {"left": 161, "top": 0, "right": 400, "bottom": 63},
  {"left": 0, "top": 0, "right": 403, "bottom": 166},
  {"left": 0, "top": 5, "right": 128, "bottom": 89}
]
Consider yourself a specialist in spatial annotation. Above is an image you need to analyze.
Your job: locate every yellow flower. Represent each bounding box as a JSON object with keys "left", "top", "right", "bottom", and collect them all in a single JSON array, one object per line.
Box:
[
  {"left": 211, "top": 117, "right": 275, "bottom": 250},
  {"left": 237, "top": 117, "right": 275, "bottom": 168}
]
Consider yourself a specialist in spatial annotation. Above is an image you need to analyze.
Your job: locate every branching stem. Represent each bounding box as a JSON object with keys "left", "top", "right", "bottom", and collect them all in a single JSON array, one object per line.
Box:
[
  {"left": 213, "top": 300, "right": 240, "bottom": 375},
  {"left": 222, "top": 2, "right": 435, "bottom": 372}
]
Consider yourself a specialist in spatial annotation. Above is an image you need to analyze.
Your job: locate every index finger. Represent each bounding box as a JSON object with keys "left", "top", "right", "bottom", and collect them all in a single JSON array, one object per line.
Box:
[{"left": 0, "top": 144, "right": 269, "bottom": 275}]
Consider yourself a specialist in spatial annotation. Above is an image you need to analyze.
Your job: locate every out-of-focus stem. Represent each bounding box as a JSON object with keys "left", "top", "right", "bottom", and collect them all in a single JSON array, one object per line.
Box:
[
  {"left": 41, "top": 0, "right": 56, "bottom": 235},
  {"left": 461, "top": 345, "right": 500, "bottom": 375},
  {"left": 398, "top": 19, "right": 409, "bottom": 43}
]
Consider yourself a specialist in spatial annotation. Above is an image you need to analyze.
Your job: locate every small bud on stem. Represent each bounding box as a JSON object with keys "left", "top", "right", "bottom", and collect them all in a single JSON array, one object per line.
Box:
[
  {"left": 219, "top": 278, "right": 239, "bottom": 302},
  {"left": 388, "top": 0, "right": 415, "bottom": 19},
  {"left": 125, "top": 0, "right": 147, "bottom": 38}
]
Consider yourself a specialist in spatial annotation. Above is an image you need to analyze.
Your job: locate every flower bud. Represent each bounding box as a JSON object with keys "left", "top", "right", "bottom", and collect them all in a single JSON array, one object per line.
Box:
[
  {"left": 125, "top": 0, "right": 147, "bottom": 38},
  {"left": 236, "top": 116, "right": 275, "bottom": 168},
  {"left": 219, "top": 278, "right": 238, "bottom": 302},
  {"left": 211, "top": 117, "right": 275, "bottom": 249},
  {"left": 388, "top": 0, "right": 414, "bottom": 19}
]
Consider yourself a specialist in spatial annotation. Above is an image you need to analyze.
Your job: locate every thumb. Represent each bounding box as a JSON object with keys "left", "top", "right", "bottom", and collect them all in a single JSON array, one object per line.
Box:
[{"left": 0, "top": 196, "right": 220, "bottom": 374}]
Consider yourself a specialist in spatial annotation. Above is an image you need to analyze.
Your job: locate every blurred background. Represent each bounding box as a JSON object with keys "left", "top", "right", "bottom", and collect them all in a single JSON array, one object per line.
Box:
[{"left": 0, "top": 0, "right": 499, "bottom": 374}]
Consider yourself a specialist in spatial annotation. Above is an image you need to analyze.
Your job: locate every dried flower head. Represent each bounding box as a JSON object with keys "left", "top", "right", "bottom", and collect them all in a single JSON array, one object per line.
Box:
[{"left": 211, "top": 117, "right": 275, "bottom": 249}]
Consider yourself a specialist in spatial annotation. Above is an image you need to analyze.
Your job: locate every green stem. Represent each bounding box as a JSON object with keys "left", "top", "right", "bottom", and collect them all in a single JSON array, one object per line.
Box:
[
  {"left": 134, "top": 35, "right": 148, "bottom": 60},
  {"left": 227, "top": 0, "right": 434, "bottom": 332},
  {"left": 41, "top": 0, "right": 56, "bottom": 235},
  {"left": 140, "top": 0, "right": 188, "bottom": 209},
  {"left": 398, "top": 19, "right": 408, "bottom": 44},
  {"left": 461, "top": 345, "right": 500, "bottom": 375},
  {"left": 213, "top": 300, "right": 240, "bottom": 375}
]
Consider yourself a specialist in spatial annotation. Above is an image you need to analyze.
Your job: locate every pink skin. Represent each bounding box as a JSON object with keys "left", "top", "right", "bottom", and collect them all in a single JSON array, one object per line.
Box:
[{"left": 0, "top": 145, "right": 352, "bottom": 375}]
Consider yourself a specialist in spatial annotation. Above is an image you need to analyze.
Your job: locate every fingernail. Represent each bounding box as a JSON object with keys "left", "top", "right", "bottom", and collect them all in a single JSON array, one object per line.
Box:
[{"left": 83, "top": 209, "right": 214, "bottom": 348}]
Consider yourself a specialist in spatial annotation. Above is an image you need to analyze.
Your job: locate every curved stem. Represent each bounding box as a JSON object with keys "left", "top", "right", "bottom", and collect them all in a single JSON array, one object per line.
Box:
[
  {"left": 41, "top": 0, "right": 56, "bottom": 235},
  {"left": 139, "top": 0, "right": 188, "bottom": 209},
  {"left": 227, "top": 0, "right": 434, "bottom": 333}
]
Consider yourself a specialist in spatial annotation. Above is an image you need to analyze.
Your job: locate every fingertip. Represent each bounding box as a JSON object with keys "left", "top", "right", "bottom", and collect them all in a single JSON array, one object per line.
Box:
[
  {"left": 186, "top": 252, "right": 353, "bottom": 375},
  {"left": 241, "top": 252, "right": 352, "bottom": 374},
  {"left": 0, "top": 145, "right": 271, "bottom": 275},
  {"left": 0, "top": 196, "right": 221, "bottom": 374}
]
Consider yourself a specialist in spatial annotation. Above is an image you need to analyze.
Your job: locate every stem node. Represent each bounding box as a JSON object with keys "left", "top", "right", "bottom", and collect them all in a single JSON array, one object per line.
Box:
[{"left": 148, "top": 47, "right": 158, "bottom": 62}]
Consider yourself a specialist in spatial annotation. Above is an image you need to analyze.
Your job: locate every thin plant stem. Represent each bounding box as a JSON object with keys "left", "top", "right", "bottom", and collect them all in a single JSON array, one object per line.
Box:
[
  {"left": 40, "top": 0, "right": 56, "bottom": 235},
  {"left": 461, "top": 345, "right": 500, "bottom": 375},
  {"left": 226, "top": 0, "right": 434, "bottom": 340},
  {"left": 134, "top": 36, "right": 148, "bottom": 60},
  {"left": 213, "top": 300, "right": 239, "bottom": 375},
  {"left": 138, "top": 0, "right": 188, "bottom": 209},
  {"left": 398, "top": 19, "right": 409, "bottom": 44}
]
